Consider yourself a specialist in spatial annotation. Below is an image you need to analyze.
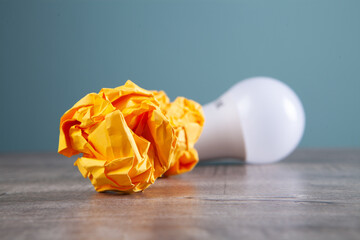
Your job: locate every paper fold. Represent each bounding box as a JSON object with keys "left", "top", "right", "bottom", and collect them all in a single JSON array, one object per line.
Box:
[{"left": 58, "top": 80, "right": 204, "bottom": 193}]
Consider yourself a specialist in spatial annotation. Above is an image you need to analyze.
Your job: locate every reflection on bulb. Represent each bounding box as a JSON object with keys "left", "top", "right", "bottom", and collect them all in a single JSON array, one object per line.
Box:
[
  {"left": 195, "top": 77, "right": 305, "bottom": 164},
  {"left": 283, "top": 97, "right": 298, "bottom": 122}
]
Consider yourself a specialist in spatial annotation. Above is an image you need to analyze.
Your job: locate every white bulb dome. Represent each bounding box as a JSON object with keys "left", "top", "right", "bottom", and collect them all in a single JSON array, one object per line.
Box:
[{"left": 195, "top": 77, "right": 305, "bottom": 164}]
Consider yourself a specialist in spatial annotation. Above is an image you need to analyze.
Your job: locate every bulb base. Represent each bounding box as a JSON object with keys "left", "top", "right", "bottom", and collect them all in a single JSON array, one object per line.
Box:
[{"left": 195, "top": 98, "right": 246, "bottom": 161}]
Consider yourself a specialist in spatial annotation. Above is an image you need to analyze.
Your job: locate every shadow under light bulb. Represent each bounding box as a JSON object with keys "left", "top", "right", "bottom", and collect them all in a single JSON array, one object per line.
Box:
[{"left": 195, "top": 77, "right": 305, "bottom": 164}]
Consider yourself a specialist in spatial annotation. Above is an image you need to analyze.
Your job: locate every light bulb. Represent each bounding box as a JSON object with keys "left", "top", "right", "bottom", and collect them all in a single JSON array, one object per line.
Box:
[{"left": 195, "top": 77, "right": 305, "bottom": 164}]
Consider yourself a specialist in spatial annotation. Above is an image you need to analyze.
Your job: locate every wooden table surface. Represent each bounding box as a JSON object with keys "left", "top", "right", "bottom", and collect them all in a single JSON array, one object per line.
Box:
[{"left": 0, "top": 149, "right": 360, "bottom": 240}]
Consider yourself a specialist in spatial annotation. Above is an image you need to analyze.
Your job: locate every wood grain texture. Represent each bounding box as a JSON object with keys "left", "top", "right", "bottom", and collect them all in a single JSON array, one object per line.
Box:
[{"left": 0, "top": 149, "right": 360, "bottom": 240}]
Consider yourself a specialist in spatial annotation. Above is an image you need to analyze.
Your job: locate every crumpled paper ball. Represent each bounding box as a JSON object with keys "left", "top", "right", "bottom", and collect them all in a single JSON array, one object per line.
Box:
[{"left": 58, "top": 80, "right": 204, "bottom": 193}]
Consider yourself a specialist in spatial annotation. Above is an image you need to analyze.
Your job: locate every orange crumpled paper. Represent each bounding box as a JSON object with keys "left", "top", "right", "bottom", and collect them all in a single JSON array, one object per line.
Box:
[{"left": 58, "top": 80, "right": 204, "bottom": 193}]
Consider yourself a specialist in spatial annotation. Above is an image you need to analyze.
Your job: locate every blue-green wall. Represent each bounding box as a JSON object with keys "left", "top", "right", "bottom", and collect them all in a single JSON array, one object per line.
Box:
[{"left": 1, "top": 0, "right": 359, "bottom": 151}]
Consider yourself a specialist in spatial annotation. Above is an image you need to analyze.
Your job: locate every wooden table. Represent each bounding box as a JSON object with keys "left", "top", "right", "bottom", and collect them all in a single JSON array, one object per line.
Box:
[{"left": 1, "top": 149, "right": 359, "bottom": 240}]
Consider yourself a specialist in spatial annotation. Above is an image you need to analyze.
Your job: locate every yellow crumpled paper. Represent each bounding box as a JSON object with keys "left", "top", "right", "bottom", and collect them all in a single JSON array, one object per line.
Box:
[{"left": 58, "top": 80, "right": 204, "bottom": 193}]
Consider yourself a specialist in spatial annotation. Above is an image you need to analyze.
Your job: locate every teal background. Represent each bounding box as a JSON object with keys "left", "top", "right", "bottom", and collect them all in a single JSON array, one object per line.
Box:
[{"left": 1, "top": 0, "right": 359, "bottom": 152}]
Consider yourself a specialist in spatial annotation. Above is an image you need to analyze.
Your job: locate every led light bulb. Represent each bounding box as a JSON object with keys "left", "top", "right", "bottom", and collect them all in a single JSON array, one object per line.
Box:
[{"left": 195, "top": 77, "right": 305, "bottom": 164}]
